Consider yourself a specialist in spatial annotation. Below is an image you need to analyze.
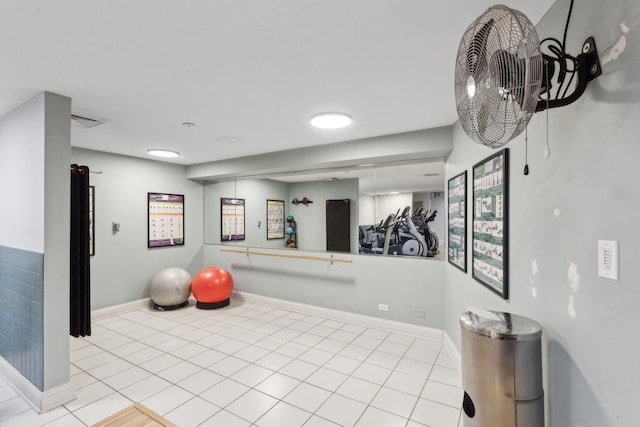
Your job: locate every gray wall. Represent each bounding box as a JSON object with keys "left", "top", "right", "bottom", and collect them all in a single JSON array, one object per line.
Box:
[
  {"left": 443, "top": 0, "right": 640, "bottom": 425},
  {"left": 71, "top": 148, "right": 204, "bottom": 310},
  {"left": 204, "top": 178, "right": 290, "bottom": 249},
  {"left": 205, "top": 244, "right": 444, "bottom": 329},
  {"left": 289, "top": 179, "right": 359, "bottom": 253},
  {"left": 0, "top": 92, "right": 71, "bottom": 392}
]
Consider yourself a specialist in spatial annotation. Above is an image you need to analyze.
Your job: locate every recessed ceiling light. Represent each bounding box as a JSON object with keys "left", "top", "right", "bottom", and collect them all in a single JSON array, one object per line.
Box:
[
  {"left": 310, "top": 112, "right": 352, "bottom": 129},
  {"left": 389, "top": 191, "right": 400, "bottom": 195},
  {"left": 147, "top": 149, "right": 179, "bottom": 158}
]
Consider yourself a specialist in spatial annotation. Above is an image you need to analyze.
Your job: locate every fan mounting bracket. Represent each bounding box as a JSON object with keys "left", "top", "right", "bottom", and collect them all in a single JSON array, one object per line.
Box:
[{"left": 535, "top": 36, "right": 602, "bottom": 112}]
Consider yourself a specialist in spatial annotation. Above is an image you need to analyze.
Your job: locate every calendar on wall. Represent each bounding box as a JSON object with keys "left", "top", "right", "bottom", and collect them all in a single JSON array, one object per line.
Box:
[
  {"left": 221, "top": 198, "right": 245, "bottom": 241},
  {"left": 148, "top": 193, "right": 185, "bottom": 248}
]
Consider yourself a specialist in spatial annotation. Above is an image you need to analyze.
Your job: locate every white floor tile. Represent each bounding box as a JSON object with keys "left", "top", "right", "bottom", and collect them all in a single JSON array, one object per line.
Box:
[
  {"left": 384, "top": 370, "right": 427, "bottom": 396},
  {"left": 200, "top": 410, "right": 251, "bottom": 426},
  {"left": 283, "top": 382, "right": 332, "bottom": 413},
  {"left": 42, "top": 413, "right": 86, "bottom": 426},
  {"left": 336, "top": 376, "right": 380, "bottom": 404},
  {"left": 370, "top": 387, "right": 418, "bottom": 418},
  {"left": 70, "top": 371, "right": 98, "bottom": 390},
  {"left": 255, "top": 401, "right": 312, "bottom": 427},
  {"left": 298, "top": 347, "right": 334, "bottom": 366},
  {"left": 209, "top": 356, "right": 250, "bottom": 377},
  {"left": 339, "top": 344, "right": 373, "bottom": 361},
  {"left": 362, "top": 328, "right": 390, "bottom": 340},
  {"left": 412, "top": 338, "right": 442, "bottom": 352},
  {"left": 225, "top": 389, "right": 278, "bottom": 423},
  {"left": 429, "top": 365, "right": 462, "bottom": 387},
  {"left": 385, "top": 333, "right": 414, "bottom": 345},
  {"left": 421, "top": 380, "right": 463, "bottom": 408},
  {"left": 255, "top": 372, "right": 301, "bottom": 399},
  {"left": 119, "top": 375, "right": 171, "bottom": 402},
  {"left": 292, "top": 333, "right": 324, "bottom": 347},
  {"left": 234, "top": 345, "right": 271, "bottom": 362},
  {"left": 72, "top": 392, "right": 132, "bottom": 425},
  {"left": 377, "top": 340, "right": 409, "bottom": 356},
  {"left": 200, "top": 378, "right": 249, "bottom": 407},
  {"left": 355, "top": 406, "right": 407, "bottom": 427},
  {"left": 139, "top": 353, "right": 182, "bottom": 373},
  {"left": 305, "top": 367, "right": 347, "bottom": 392},
  {"left": 64, "top": 381, "right": 114, "bottom": 411},
  {"left": 255, "top": 352, "right": 294, "bottom": 371},
  {"left": 171, "top": 342, "right": 208, "bottom": 360},
  {"left": 315, "top": 338, "right": 348, "bottom": 353},
  {"left": 278, "top": 359, "right": 318, "bottom": 381},
  {"left": 156, "top": 360, "right": 201, "bottom": 383},
  {"left": 123, "top": 346, "right": 164, "bottom": 365},
  {"left": 351, "top": 335, "right": 383, "bottom": 349},
  {"left": 141, "top": 384, "right": 194, "bottom": 415},
  {"left": 87, "top": 358, "right": 133, "bottom": 380},
  {"left": 404, "top": 346, "right": 439, "bottom": 364},
  {"left": 216, "top": 338, "right": 250, "bottom": 355},
  {"left": 411, "top": 398, "right": 461, "bottom": 427},
  {"left": 109, "top": 340, "right": 148, "bottom": 357},
  {"left": 255, "top": 335, "right": 288, "bottom": 351},
  {"left": 435, "top": 351, "right": 457, "bottom": 369},
  {"left": 395, "top": 358, "right": 433, "bottom": 379},
  {"left": 272, "top": 327, "right": 301, "bottom": 341},
  {"left": 101, "top": 365, "right": 151, "bottom": 390},
  {"left": 274, "top": 342, "right": 310, "bottom": 358},
  {"left": 231, "top": 364, "right": 274, "bottom": 387},
  {"left": 165, "top": 396, "right": 220, "bottom": 426},
  {"left": 188, "top": 348, "right": 228, "bottom": 368},
  {"left": 340, "top": 324, "right": 366, "bottom": 334},
  {"left": 303, "top": 415, "right": 341, "bottom": 426},
  {"left": 327, "top": 329, "right": 358, "bottom": 343},
  {"left": 177, "top": 368, "right": 224, "bottom": 394},
  {"left": 316, "top": 394, "right": 366, "bottom": 427},
  {"left": 323, "top": 355, "right": 361, "bottom": 375},
  {"left": 1, "top": 404, "right": 69, "bottom": 426},
  {"left": 0, "top": 396, "right": 31, "bottom": 421},
  {"left": 352, "top": 362, "right": 391, "bottom": 384},
  {"left": 366, "top": 350, "right": 401, "bottom": 369}
]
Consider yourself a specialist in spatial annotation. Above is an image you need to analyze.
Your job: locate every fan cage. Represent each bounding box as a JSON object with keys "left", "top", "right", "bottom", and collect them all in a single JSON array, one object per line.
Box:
[{"left": 455, "top": 5, "right": 543, "bottom": 148}]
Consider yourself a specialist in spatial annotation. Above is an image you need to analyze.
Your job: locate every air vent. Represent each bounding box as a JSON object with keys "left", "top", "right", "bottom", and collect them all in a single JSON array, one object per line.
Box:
[
  {"left": 423, "top": 173, "right": 439, "bottom": 177},
  {"left": 71, "top": 114, "right": 105, "bottom": 129}
]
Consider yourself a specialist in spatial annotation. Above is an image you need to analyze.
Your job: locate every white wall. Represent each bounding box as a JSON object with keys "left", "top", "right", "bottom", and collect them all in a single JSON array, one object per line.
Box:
[
  {"left": 71, "top": 148, "right": 204, "bottom": 310},
  {"left": 359, "top": 194, "right": 376, "bottom": 225},
  {"left": 374, "top": 193, "right": 413, "bottom": 223},
  {"left": 443, "top": 0, "right": 640, "bottom": 425},
  {"left": 0, "top": 94, "right": 45, "bottom": 252}
]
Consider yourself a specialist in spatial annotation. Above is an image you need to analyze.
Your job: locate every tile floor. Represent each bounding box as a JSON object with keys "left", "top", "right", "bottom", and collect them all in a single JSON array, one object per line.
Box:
[{"left": 0, "top": 299, "right": 463, "bottom": 426}]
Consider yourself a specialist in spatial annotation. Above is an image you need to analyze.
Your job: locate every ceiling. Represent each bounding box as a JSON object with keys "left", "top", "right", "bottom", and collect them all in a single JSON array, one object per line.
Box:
[{"left": 0, "top": 0, "right": 555, "bottom": 166}]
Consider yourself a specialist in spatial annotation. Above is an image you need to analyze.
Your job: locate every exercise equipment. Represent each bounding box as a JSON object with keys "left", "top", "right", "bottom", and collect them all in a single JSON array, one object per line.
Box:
[
  {"left": 192, "top": 266, "right": 234, "bottom": 309},
  {"left": 149, "top": 267, "right": 192, "bottom": 311},
  {"left": 286, "top": 215, "right": 297, "bottom": 248}
]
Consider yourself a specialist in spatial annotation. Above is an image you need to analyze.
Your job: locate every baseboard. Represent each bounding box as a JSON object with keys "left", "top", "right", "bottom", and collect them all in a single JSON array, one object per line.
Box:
[
  {"left": 233, "top": 291, "right": 443, "bottom": 343},
  {"left": 92, "top": 297, "right": 152, "bottom": 319},
  {"left": 0, "top": 357, "right": 74, "bottom": 413},
  {"left": 443, "top": 331, "right": 462, "bottom": 373}
]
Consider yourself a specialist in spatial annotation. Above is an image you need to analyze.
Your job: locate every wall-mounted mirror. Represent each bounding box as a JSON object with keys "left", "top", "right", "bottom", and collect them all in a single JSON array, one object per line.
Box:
[{"left": 203, "top": 159, "right": 445, "bottom": 260}]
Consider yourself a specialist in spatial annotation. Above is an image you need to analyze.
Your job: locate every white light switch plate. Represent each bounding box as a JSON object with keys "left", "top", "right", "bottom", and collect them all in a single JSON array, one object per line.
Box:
[{"left": 598, "top": 240, "right": 619, "bottom": 280}]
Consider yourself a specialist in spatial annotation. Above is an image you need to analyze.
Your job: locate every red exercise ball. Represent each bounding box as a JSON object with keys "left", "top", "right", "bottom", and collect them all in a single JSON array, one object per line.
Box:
[{"left": 192, "top": 266, "right": 234, "bottom": 309}]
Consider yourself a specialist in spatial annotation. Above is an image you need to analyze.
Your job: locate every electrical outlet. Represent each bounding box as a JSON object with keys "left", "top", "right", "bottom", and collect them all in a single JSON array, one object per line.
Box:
[
  {"left": 598, "top": 240, "right": 619, "bottom": 280},
  {"left": 378, "top": 304, "right": 389, "bottom": 312}
]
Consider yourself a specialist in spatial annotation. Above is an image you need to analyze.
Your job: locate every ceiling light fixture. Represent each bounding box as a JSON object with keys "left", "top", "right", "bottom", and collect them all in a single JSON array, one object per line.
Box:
[
  {"left": 310, "top": 112, "right": 352, "bottom": 129},
  {"left": 147, "top": 149, "right": 179, "bottom": 158}
]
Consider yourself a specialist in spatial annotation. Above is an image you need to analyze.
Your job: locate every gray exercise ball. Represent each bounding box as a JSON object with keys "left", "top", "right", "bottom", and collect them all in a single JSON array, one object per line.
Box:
[{"left": 150, "top": 267, "right": 192, "bottom": 309}]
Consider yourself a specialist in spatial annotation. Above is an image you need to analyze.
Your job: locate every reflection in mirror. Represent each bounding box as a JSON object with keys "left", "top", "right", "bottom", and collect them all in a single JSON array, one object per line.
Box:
[{"left": 202, "top": 159, "right": 445, "bottom": 259}]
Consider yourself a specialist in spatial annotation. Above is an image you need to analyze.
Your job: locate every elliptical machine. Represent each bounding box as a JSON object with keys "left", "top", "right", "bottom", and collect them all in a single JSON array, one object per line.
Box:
[
  {"left": 385, "top": 206, "right": 429, "bottom": 257},
  {"left": 412, "top": 208, "right": 439, "bottom": 254}
]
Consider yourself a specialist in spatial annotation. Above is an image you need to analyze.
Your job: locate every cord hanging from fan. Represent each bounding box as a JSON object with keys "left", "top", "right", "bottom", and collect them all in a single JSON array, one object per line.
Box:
[{"left": 454, "top": 1, "right": 602, "bottom": 149}]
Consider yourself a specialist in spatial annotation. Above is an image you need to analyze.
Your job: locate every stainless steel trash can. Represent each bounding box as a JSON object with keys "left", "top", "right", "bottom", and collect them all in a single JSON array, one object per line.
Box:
[{"left": 460, "top": 310, "right": 544, "bottom": 427}]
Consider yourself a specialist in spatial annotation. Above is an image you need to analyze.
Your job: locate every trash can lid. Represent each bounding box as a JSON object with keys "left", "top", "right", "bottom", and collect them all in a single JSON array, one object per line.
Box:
[{"left": 460, "top": 310, "right": 542, "bottom": 341}]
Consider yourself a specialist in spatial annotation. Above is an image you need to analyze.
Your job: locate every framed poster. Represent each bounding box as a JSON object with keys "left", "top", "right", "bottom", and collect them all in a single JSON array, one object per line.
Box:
[
  {"left": 148, "top": 193, "right": 185, "bottom": 248},
  {"left": 447, "top": 171, "right": 466, "bottom": 272},
  {"left": 221, "top": 198, "right": 245, "bottom": 241},
  {"left": 89, "top": 186, "right": 95, "bottom": 256},
  {"left": 472, "top": 149, "right": 509, "bottom": 299},
  {"left": 267, "top": 199, "right": 285, "bottom": 240}
]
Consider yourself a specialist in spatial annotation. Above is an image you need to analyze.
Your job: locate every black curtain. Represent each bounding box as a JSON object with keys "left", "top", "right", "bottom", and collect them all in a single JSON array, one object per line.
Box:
[{"left": 70, "top": 164, "right": 91, "bottom": 337}]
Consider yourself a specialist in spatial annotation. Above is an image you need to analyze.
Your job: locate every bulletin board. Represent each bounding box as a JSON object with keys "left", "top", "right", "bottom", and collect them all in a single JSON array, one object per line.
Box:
[
  {"left": 221, "top": 198, "right": 245, "bottom": 241},
  {"left": 267, "top": 199, "right": 285, "bottom": 240},
  {"left": 148, "top": 193, "right": 185, "bottom": 248},
  {"left": 472, "top": 149, "right": 509, "bottom": 298}
]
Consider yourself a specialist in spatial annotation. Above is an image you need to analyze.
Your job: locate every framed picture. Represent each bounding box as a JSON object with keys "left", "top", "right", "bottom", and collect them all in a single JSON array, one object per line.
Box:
[
  {"left": 89, "top": 186, "right": 95, "bottom": 256},
  {"left": 472, "top": 149, "right": 509, "bottom": 299},
  {"left": 148, "top": 193, "right": 185, "bottom": 248},
  {"left": 447, "top": 171, "right": 466, "bottom": 272},
  {"left": 221, "top": 198, "right": 245, "bottom": 241},
  {"left": 267, "top": 199, "right": 285, "bottom": 239}
]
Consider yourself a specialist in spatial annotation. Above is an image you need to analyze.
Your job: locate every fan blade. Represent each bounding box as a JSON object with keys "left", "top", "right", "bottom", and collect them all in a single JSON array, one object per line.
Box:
[
  {"left": 489, "top": 50, "right": 527, "bottom": 108},
  {"left": 466, "top": 19, "right": 494, "bottom": 77}
]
